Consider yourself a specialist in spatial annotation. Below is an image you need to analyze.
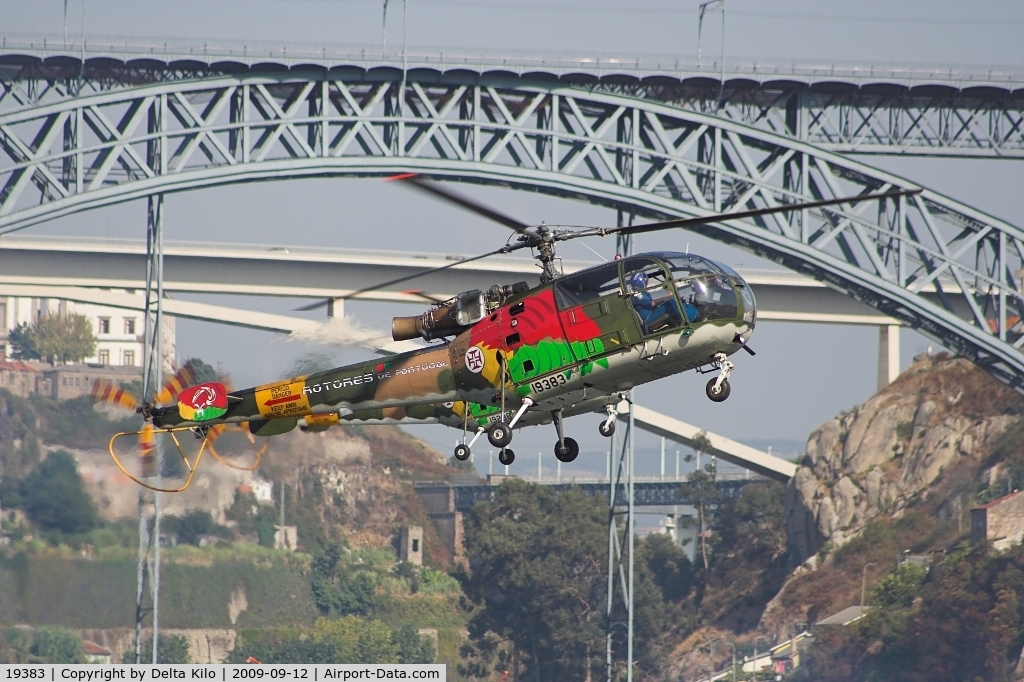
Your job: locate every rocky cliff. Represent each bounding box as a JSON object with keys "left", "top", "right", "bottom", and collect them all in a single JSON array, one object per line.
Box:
[{"left": 785, "top": 353, "right": 1024, "bottom": 567}]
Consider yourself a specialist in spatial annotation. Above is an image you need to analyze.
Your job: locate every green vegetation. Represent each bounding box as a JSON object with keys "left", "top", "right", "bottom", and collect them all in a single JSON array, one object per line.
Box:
[
  {"left": 457, "top": 479, "right": 693, "bottom": 681},
  {"left": 310, "top": 542, "right": 378, "bottom": 617},
  {"left": 161, "top": 509, "right": 224, "bottom": 546},
  {"left": 29, "top": 627, "right": 86, "bottom": 663},
  {"left": 798, "top": 543, "right": 1024, "bottom": 682},
  {"left": 228, "top": 617, "right": 435, "bottom": 664},
  {"left": 0, "top": 627, "right": 85, "bottom": 663},
  {"left": 226, "top": 490, "right": 284, "bottom": 548},
  {"left": 9, "top": 314, "right": 97, "bottom": 365},
  {"left": 871, "top": 561, "right": 928, "bottom": 609},
  {"left": 18, "top": 450, "right": 100, "bottom": 535}
]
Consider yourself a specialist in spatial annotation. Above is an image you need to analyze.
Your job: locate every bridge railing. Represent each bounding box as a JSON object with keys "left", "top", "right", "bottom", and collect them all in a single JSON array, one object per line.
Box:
[{"left": 3, "top": 34, "right": 1023, "bottom": 86}]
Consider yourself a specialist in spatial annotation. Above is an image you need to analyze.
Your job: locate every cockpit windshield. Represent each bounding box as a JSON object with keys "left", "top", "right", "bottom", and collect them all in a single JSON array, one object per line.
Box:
[
  {"left": 675, "top": 275, "right": 738, "bottom": 323},
  {"left": 657, "top": 254, "right": 739, "bottom": 323}
]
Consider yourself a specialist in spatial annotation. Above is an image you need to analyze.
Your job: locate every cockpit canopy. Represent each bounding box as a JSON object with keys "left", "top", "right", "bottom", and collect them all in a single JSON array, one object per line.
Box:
[{"left": 554, "top": 252, "right": 755, "bottom": 330}]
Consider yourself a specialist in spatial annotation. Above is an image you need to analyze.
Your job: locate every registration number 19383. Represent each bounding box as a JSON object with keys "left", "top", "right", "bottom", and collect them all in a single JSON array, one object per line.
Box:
[{"left": 530, "top": 372, "right": 570, "bottom": 394}]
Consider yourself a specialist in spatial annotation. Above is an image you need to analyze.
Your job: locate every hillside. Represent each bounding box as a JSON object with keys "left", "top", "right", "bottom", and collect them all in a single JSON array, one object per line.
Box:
[
  {"left": 757, "top": 353, "right": 1024, "bottom": 680},
  {"left": 3, "top": 352, "right": 1024, "bottom": 677}
]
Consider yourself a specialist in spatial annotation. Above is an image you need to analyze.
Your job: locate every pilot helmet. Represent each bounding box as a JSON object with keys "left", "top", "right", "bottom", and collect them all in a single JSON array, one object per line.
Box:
[{"left": 628, "top": 271, "right": 648, "bottom": 291}]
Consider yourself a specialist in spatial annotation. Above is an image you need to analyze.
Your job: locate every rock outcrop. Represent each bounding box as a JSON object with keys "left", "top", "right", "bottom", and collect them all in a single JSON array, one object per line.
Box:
[{"left": 786, "top": 354, "right": 1022, "bottom": 565}]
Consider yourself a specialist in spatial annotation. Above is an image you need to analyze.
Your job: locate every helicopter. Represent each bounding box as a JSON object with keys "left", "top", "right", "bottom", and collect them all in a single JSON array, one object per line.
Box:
[{"left": 129, "top": 176, "right": 918, "bottom": 482}]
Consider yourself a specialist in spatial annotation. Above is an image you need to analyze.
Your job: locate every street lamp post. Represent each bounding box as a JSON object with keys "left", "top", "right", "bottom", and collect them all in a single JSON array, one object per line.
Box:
[
  {"left": 861, "top": 562, "right": 878, "bottom": 607},
  {"left": 728, "top": 642, "right": 737, "bottom": 682},
  {"left": 752, "top": 636, "right": 767, "bottom": 681}
]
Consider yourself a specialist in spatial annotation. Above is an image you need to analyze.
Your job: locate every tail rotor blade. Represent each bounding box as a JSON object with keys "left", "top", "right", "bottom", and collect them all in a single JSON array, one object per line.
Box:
[
  {"left": 138, "top": 423, "right": 157, "bottom": 479},
  {"left": 155, "top": 360, "right": 200, "bottom": 405},
  {"left": 90, "top": 379, "right": 138, "bottom": 411}
]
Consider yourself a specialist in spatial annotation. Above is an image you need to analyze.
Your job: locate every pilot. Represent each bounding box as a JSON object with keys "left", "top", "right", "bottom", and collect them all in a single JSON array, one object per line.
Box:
[{"left": 627, "top": 272, "right": 684, "bottom": 334}]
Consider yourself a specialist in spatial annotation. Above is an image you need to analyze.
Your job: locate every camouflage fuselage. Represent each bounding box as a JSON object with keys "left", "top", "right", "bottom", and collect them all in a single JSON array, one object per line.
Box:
[{"left": 154, "top": 252, "right": 754, "bottom": 435}]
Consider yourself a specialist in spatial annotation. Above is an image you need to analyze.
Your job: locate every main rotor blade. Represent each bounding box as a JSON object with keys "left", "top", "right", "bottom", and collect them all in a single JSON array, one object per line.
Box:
[
  {"left": 295, "top": 289, "right": 448, "bottom": 312},
  {"left": 388, "top": 174, "right": 533, "bottom": 235},
  {"left": 342, "top": 242, "right": 531, "bottom": 301},
  {"left": 599, "top": 188, "right": 922, "bottom": 237},
  {"left": 294, "top": 298, "right": 332, "bottom": 312}
]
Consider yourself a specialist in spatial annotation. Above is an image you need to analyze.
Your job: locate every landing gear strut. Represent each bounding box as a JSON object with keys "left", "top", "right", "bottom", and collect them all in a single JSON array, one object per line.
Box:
[
  {"left": 454, "top": 426, "right": 486, "bottom": 461},
  {"left": 706, "top": 352, "right": 733, "bottom": 403},
  {"left": 552, "top": 410, "right": 579, "bottom": 463},
  {"left": 598, "top": 405, "right": 617, "bottom": 437}
]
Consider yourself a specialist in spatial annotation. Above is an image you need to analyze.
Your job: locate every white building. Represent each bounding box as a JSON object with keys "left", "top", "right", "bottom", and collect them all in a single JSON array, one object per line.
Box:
[{"left": 0, "top": 294, "right": 175, "bottom": 371}]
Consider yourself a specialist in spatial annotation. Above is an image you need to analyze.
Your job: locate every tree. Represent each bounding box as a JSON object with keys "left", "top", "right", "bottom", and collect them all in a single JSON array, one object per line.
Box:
[
  {"left": 0, "top": 629, "right": 40, "bottom": 664},
  {"left": 871, "top": 561, "right": 928, "bottom": 608},
  {"left": 313, "top": 616, "right": 362, "bottom": 662},
  {"left": 309, "top": 543, "right": 378, "bottom": 617},
  {"left": 681, "top": 461, "right": 720, "bottom": 572},
  {"left": 32, "top": 628, "right": 86, "bottom": 664},
  {"left": 356, "top": 620, "right": 399, "bottom": 664},
  {"left": 7, "top": 323, "right": 38, "bottom": 361},
  {"left": 459, "top": 479, "right": 672, "bottom": 681},
  {"left": 20, "top": 450, "right": 100, "bottom": 534},
  {"left": 176, "top": 509, "right": 214, "bottom": 545},
  {"left": 394, "top": 624, "right": 435, "bottom": 664},
  {"left": 9, "top": 314, "right": 97, "bottom": 365},
  {"left": 187, "top": 357, "right": 219, "bottom": 384},
  {"left": 225, "top": 489, "right": 279, "bottom": 547},
  {"left": 639, "top": 533, "right": 694, "bottom": 603}
]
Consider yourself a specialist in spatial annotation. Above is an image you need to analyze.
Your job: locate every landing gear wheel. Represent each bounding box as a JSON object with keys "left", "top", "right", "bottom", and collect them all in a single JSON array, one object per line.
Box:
[
  {"left": 487, "top": 422, "right": 514, "bottom": 448},
  {"left": 453, "top": 444, "right": 471, "bottom": 461},
  {"left": 598, "top": 420, "right": 616, "bottom": 437},
  {"left": 554, "top": 437, "right": 580, "bottom": 463},
  {"left": 498, "top": 448, "right": 515, "bottom": 466},
  {"left": 706, "top": 378, "right": 731, "bottom": 402}
]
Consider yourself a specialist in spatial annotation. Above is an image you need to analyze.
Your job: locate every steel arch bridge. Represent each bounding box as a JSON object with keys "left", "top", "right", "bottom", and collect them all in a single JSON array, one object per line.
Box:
[{"left": 2, "top": 69, "right": 1024, "bottom": 392}]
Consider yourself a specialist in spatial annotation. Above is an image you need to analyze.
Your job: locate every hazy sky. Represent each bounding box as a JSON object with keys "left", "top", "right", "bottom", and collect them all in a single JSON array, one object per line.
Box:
[{"left": 3, "top": 0, "right": 1024, "bottom": 477}]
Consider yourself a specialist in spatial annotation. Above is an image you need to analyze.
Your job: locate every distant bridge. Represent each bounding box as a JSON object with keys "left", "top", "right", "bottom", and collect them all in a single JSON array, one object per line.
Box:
[{"left": 417, "top": 474, "right": 752, "bottom": 512}]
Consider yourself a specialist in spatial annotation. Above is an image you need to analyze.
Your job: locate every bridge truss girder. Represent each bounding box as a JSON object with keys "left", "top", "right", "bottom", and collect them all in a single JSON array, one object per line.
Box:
[
  {"left": 2, "top": 71, "right": 1024, "bottom": 392},
  {"left": 3, "top": 42, "right": 1024, "bottom": 158},
  {"left": 601, "top": 82, "right": 1024, "bottom": 159}
]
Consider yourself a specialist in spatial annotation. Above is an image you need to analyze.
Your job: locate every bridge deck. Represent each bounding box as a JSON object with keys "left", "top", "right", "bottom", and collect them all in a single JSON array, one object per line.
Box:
[
  {"left": 416, "top": 477, "right": 751, "bottom": 512},
  {"left": 3, "top": 35, "right": 1023, "bottom": 92},
  {"left": 0, "top": 235, "right": 903, "bottom": 326}
]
